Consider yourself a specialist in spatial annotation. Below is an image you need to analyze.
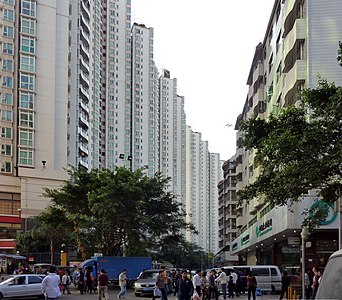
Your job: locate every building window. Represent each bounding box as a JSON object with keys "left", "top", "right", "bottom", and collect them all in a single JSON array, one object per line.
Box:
[
  {"left": 0, "top": 161, "right": 11, "bottom": 173},
  {"left": 19, "top": 129, "right": 33, "bottom": 147},
  {"left": 2, "top": 59, "right": 13, "bottom": 71},
  {"left": 20, "top": 73, "right": 35, "bottom": 91},
  {"left": 21, "top": 36, "right": 35, "bottom": 54},
  {"left": 1, "top": 76, "right": 13, "bottom": 88},
  {"left": 3, "top": 26, "right": 14, "bottom": 38},
  {"left": 3, "top": 9, "right": 14, "bottom": 21},
  {"left": 1, "top": 110, "right": 12, "bottom": 122},
  {"left": 21, "top": 0, "right": 36, "bottom": 17},
  {"left": 1, "top": 144, "right": 12, "bottom": 156},
  {"left": 3, "top": 0, "right": 15, "bottom": 4},
  {"left": 21, "top": 17, "right": 36, "bottom": 35},
  {"left": 20, "top": 55, "right": 35, "bottom": 72},
  {"left": 19, "top": 148, "right": 33, "bottom": 166},
  {"left": 2, "top": 42, "right": 13, "bottom": 54},
  {"left": 1, "top": 93, "right": 13, "bottom": 105},
  {"left": 19, "top": 91, "right": 34, "bottom": 109},
  {"left": 1, "top": 127, "right": 12, "bottom": 138},
  {"left": 19, "top": 111, "right": 34, "bottom": 128}
]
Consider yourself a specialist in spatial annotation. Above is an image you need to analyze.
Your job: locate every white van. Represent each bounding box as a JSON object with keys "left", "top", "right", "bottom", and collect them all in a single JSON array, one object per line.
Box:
[
  {"left": 223, "top": 265, "right": 282, "bottom": 294},
  {"left": 316, "top": 249, "right": 342, "bottom": 300}
]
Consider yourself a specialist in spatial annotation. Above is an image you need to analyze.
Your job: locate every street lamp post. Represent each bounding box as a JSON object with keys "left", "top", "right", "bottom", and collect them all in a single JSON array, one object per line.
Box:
[{"left": 301, "top": 227, "right": 309, "bottom": 299}]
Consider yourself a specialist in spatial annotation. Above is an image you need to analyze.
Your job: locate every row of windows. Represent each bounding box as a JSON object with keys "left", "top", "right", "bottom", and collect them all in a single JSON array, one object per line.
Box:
[
  {"left": 2, "top": 37, "right": 36, "bottom": 55},
  {"left": 1, "top": 73, "right": 35, "bottom": 90}
]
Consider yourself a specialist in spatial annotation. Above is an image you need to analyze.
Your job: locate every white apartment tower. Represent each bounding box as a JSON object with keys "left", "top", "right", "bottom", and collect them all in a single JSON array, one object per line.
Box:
[
  {"left": 131, "top": 23, "right": 159, "bottom": 176},
  {"left": 208, "top": 154, "right": 222, "bottom": 254},
  {"left": 159, "top": 70, "right": 186, "bottom": 203},
  {"left": 186, "top": 126, "right": 221, "bottom": 252},
  {"left": 68, "top": 0, "right": 132, "bottom": 170},
  {"left": 0, "top": 0, "right": 69, "bottom": 246}
]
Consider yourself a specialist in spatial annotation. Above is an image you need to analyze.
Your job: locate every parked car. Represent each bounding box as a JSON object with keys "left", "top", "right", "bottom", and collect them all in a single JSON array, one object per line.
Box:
[
  {"left": 315, "top": 249, "right": 342, "bottom": 300},
  {"left": 0, "top": 274, "right": 45, "bottom": 299},
  {"left": 31, "top": 263, "right": 52, "bottom": 274},
  {"left": 134, "top": 269, "right": 173, "bottom": 297}
]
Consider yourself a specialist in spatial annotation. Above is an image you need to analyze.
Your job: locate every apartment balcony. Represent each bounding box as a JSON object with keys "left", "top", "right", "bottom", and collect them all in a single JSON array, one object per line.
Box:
[
  {"left": 283, "top": 60, "right": 307, "bottom": 100},
  {"left": 79, "top": 114, "right": 89, "bottom": 128},
  {"left": 80, "top": 15, "right": 90, "bottom": 35},
  {"left": 284, "top": 19, "right": 307, "bottom": 59},
  {"left": 80, "top": 43, "right": 90, "bottom": 59},
  {"left": 80, "top": 100, "right": 89, "bottom": 114},
  {"left": 81, "top": 0, "right": 90, "bottom": 21},
  {"left": 80, "top": 56, "right": 90, "bottom": 74},
  {"left": 80, "top": 29, "right": 90, "bottom": 48},
  {"left": 236, "top": 162, "right": 243, "bottom": 176},
  {"left": 252, "top": 62, "right": 264, "bottom": 85},
  {"left": 80, "top": 71, "right": 90, "bottom": 88},
  {"left": 78, "top": 127, "right": 89, "bottom": 141},
  {"left": 283, "top": 0, "right": 303, "bottom": 37},
  {"left": 79, "top": 156, "right": 89, "bottom": 169},
  {"left": 79, "top": 142, "right": 89, "bottom": 156},
  {"left": 79, "top": 86, "right": 90, "bottom": 101}
]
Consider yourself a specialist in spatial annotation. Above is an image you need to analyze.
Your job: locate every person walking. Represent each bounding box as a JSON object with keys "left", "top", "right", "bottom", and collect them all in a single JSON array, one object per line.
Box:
[
  {"left": 304, "top": 269, "right": 312, "bottom": 299},
  {"left": 78, "top": 268, "right": 85, "bottom": 295},
  {"left": 156, "top": 267, "right": 168, "bottom": 300},
  {"left": 41, "top": 265, "right": 61, "bottom": 300},
  {"left": 208, "top": 269, "right": 218, "bottom": 300},
  {"left": 175, "top": 270, "right": 194, "bottom": 300},
  {"left": 200, "top": 271, "right": 208, "bottom": 300},
  {"left": 85, "top": 267, "right": 94, "bottom": 294},
  {"left": 117, "top": 269, "right": 127, "bottom": 300},
  {"left": 62, "top": 269, "right": 72, "bottom": 294},
  {"left": 228, "top": 275, "right": 235, "bottom": 298},
  {"left": 98, "top": 269, "right": 109, "bottom": 300},
  {"left": 246, "top": 271, "right": 257, "bottom": 300},
  {"left": 311, "top": 267, "right": 320, "bottom": 299},
  {"left": 215, "top": 268, "right": 227, "bottom": 299},
  {"left": 279, "top": 271, "right": 291, "bottom": 300},
  {"left": 192, "top": 270, "right": 202, "bottom": 297}
]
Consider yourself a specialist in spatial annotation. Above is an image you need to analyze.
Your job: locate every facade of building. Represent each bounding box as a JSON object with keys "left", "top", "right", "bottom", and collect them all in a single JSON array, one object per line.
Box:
[
  {"left": 159, "top": 70, "right": 186, "bottom": 204},
  {"left": 231, "top": 0, "right": 342, "bottom": 270},
  {"left": 0, "top": 0, "right": 69, "bottom": 248},
  {"left": 185, "top": 126, "right": 222, "bottom": 253},
  {"left": 217, "top": 157, "right": 239, "bottom": 265}
]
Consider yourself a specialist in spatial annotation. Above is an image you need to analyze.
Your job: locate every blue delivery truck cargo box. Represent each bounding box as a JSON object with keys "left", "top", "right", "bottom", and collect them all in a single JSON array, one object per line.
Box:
[{"left": 80, "top": 256, "right": 152, "bottom": 287}]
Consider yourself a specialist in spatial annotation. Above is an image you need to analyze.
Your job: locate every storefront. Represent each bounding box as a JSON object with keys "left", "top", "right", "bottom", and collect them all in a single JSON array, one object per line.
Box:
[{"left": 231, "top": 197, "right": 339, "bottom": 271}]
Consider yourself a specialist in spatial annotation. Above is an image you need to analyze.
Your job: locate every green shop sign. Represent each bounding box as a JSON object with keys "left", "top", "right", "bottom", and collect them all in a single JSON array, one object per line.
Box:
[
  {"left": 256, "top": 218, "right": 272, "bottom": 237},
  {"left": 309, "top": 200, "right": 337, "bottom": 225},
  {"left": 232, "top": 243, "right": 238, "bottom": 251},
  {"left": 241, "top": 234, "right": 250, "bottom": 246}
]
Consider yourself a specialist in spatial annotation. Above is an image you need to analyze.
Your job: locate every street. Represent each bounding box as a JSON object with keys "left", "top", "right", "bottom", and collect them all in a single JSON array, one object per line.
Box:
[{"left": 57, "top": 287, "right": 281, "bottom": 300}]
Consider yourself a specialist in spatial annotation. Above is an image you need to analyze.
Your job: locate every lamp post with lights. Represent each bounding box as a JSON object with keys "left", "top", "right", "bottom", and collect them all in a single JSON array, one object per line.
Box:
[{"left": 301, "top": 227, "right": 309, "bottom": 299}]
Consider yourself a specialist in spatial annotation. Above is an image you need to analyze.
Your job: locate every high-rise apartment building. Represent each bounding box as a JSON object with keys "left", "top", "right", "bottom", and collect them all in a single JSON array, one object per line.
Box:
[
  {"left": 186, "top": 126, "right": 222, "bottom": 253},
  {"left": 131, "top": 23, "right": 159, "bottom": 176},
  {"left": 159, "top": 70, "right": 186, "bottom": 203},
  {"left": 217, "top": 156, "right": 238, "bottom": 265},
  {"left": 0, "top": 0, "right": 69, "bottom": 248},
  {"left": 231, "top": 0, "right": 342, "bottom": 269}
]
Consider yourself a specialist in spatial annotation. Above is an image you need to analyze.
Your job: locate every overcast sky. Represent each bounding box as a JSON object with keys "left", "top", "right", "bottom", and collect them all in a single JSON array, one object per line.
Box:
[{"left": 131, "top": 0, "right": 275, "bottom": 161}]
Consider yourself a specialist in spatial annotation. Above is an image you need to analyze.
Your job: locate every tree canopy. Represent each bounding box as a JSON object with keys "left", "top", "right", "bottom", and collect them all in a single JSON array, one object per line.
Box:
[
  {"left": 22, "top": 166, "right": 196, "bottom": 258},
  {"left": 238, "top": 44, "right": 342, "bottom": 229}
]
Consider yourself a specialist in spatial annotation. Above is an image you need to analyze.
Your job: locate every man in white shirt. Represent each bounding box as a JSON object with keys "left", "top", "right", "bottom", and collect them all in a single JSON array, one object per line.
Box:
[
  {"left": 215, "top": 268, "right": 227, "bottom": 299},
  {"left": 192, "top": 269, "right": 202, "bottom": 296},
  {"left": 41, "top": 265, "right": 61, "bottom": 300},
  {"left": 231, "top": 270, "right": 238, "bottom": 296}
]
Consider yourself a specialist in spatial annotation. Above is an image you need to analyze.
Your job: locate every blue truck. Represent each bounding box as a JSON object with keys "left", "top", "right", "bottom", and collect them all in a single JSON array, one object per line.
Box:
[{"left": 79, "top": 256, "right": 152, "bottom": 288}]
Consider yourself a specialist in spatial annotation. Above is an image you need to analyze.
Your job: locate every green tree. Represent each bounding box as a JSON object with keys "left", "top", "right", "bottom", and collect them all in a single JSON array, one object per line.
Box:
[
  {"left": 42, "top": 166, "right": 195, "bottom": 257},
  {"left": 238, "top": 45, "right": 342, "bottom": 230},
  {"left": 15, "top": 207, "right": 76, "bottom": 263}
]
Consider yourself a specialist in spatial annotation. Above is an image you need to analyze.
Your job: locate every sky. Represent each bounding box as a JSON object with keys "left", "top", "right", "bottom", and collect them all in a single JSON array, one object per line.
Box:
[{"left": 131, "top": 0, "right": 275, "bottom": 161}]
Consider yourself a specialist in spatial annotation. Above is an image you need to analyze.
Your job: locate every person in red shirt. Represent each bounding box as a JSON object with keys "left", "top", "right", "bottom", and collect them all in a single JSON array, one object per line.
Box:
[{"left": 98, "top": 269, "right": 109, "bottom": 300}]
